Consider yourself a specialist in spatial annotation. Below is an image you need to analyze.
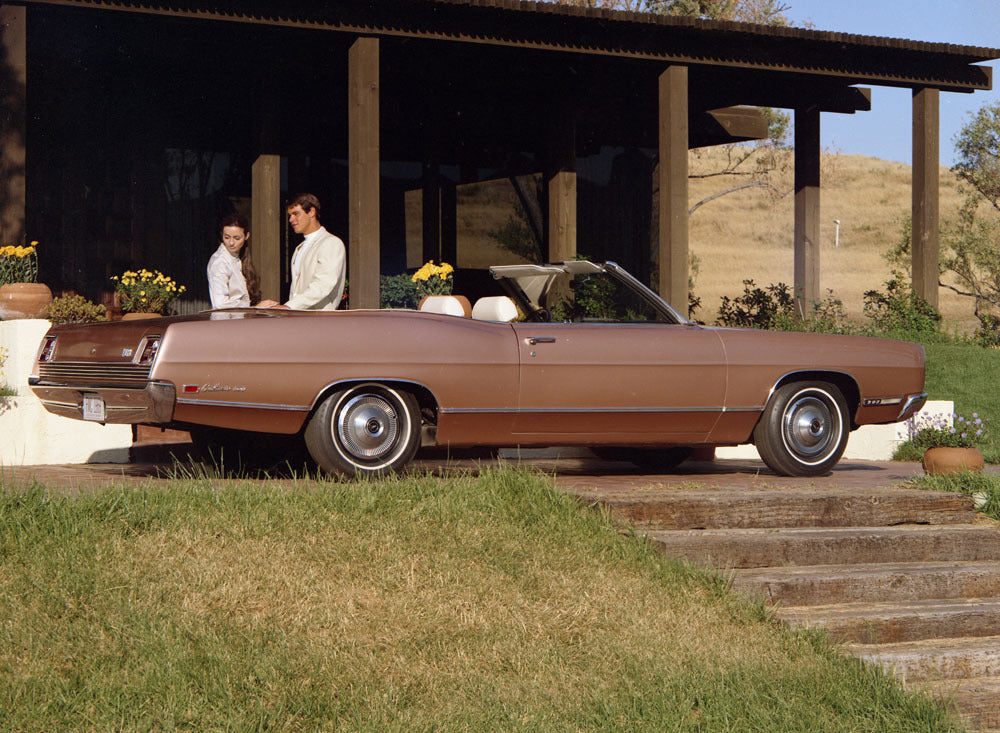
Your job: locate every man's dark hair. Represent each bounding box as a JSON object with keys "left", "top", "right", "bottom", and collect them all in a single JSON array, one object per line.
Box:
[{"left": 288, "top": 193, "right": 321, "bottom": 220}]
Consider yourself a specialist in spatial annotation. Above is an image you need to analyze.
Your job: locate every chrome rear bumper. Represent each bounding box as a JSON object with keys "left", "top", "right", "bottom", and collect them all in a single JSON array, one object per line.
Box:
[{"left": 28, "top": 378, "right": 176, "bottom": 424}]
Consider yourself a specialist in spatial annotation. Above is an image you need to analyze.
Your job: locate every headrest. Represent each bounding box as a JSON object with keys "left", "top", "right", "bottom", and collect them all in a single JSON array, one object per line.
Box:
[
  {"left": 471, "top": 295, "right": 519, "bottom": 322},
  {"left": 418, "top": 295, "right": 472, "bottom": 317}
]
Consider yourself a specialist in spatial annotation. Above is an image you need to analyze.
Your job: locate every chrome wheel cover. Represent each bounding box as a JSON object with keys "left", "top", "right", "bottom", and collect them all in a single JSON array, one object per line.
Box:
[
  {"left": 780, "top": 389, "right": 841, "bottom": 464},
  {"left": 336, "top": 392, "right": 402, "bottom": 462}
]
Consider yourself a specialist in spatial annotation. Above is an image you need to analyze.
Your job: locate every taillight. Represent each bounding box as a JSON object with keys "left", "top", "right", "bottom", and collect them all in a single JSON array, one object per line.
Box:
[
  {"left": 38, "top": 336, "right": 57, "bottom": 362},
  {"left": 137, "top": 336, "right": 160, "bottom": 366}
]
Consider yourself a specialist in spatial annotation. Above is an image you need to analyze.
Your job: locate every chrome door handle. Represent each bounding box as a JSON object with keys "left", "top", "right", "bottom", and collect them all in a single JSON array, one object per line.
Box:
[{"left": 527, "top": 337, "right": 556, "bottom": 345}]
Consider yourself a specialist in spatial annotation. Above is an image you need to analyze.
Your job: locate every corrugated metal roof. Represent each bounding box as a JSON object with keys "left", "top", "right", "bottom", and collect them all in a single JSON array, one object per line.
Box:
[
  {"left": 430, "top": 0, "right": 1000, "bottom": 61},
  {"left": 20, "top": 0, "right": 1000, "bottom": 85}
]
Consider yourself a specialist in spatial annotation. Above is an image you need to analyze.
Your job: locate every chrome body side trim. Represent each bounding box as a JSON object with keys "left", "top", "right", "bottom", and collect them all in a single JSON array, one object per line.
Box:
[{"left": 176, "top": 397, "right": 309, "bottom": 412}]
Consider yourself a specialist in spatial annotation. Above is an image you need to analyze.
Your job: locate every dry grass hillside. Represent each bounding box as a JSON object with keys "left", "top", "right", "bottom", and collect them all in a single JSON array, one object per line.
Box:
[
  {"left": 406, "top": 146, "right": 979, "bottom": 333},
  {"left": 688, "top": 146, "right": 973, "bottom": 333}
]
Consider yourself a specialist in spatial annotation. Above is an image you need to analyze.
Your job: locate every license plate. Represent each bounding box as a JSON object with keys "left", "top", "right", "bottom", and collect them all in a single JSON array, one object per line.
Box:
[{"left": 82, "top": 393, "right": 106, "bottom": 422}]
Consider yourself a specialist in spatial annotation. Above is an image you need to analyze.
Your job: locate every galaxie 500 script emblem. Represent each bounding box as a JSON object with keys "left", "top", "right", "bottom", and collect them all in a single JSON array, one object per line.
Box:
[
  {"left": 184, "top": 383, "right": 248, "bottom": 394},
  {"left": 200, "top": 383, "right": 247, "bottom": 393}
]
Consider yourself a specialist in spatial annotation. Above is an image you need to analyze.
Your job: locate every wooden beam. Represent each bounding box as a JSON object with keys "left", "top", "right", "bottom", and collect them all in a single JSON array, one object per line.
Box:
[
  {"left": 251, "top": 155, "right": 281, "bottom": 302},
  {"left": 690, "top": 107, "right": 768, "bottom": 148},
  {"left": 658, "top": 65, "right": 688, "bottom": 313},
  {"left": 0, "top": 4, "right": 26, "bottom": 243},
  {"left": 545, "top": 105, "right": 576, "bottom": 264},
  {"left": 349, "top": 36, "right": 380, "bottom": 310},
  {"left": 912, "top": 87, "right": 939, "bottom": 309},
  {"left": 793, "top": 106, "right": 820, "bottom": 318}
]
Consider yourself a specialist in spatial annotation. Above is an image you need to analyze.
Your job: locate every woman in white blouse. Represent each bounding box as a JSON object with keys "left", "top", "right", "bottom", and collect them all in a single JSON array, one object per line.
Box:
[{"left": 207, "top": 213, "right": 260, "bottom": 308}]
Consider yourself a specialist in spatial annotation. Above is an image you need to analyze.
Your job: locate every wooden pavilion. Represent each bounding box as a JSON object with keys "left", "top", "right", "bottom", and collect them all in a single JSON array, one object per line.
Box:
[{"left": 1, "top": 0, "right": 998, "bottom": 313}]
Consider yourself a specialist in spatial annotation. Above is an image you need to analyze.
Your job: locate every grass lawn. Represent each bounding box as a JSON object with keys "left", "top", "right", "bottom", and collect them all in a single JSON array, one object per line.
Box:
[
  {"left": 0, "top": 468, "right": 959, "bottom": 731},
  {"left": 922, "top": 341, "right": 1000, "bottom": 462}
]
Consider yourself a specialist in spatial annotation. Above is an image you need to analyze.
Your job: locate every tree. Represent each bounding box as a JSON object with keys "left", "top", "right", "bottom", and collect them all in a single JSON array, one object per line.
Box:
[
  {"left": 953, "top": 102, "right": 1000, "bottom": 213},
  {"left": 887, "top": 101, "right": 1000, "bottom": 342}
]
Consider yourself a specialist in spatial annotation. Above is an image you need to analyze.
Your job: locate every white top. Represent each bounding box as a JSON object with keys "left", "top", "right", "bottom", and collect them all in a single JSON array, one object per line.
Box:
[{"left": 207, "top": 243, "right": 250, "bottom": 309}]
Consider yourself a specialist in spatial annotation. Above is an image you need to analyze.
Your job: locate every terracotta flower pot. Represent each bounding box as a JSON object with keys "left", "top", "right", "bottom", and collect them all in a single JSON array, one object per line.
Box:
[
  {"left": 921, "top": 446, "right": 984, "bottom": 476},
  {"left": 121, "top": 311, "right": 161, "bottom": 321},
  {"left": 0, "top": 282, "right": 53, "bottom": 320}
]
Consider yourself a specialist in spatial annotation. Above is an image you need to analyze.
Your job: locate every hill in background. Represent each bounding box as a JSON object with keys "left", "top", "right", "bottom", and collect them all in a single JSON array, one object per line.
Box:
[{"left": 688, "top": 147, "right": 973, "bottom": 333}]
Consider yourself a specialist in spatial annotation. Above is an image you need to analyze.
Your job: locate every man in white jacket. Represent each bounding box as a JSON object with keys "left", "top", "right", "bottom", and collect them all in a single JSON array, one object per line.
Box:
[{"left": 259, "top": 193, "right": 346, "bottom": 310}]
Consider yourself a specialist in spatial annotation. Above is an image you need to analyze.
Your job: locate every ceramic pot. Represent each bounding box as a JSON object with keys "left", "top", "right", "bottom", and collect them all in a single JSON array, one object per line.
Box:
[
  {"left": 121, "top": 311, "right": 161, "bottom": 321},
  {"left": 921, "top": 446, "right": 984, "bottom": 476},
  {"left": 0, "top": 282, "right": 53, "bottom": 320}
]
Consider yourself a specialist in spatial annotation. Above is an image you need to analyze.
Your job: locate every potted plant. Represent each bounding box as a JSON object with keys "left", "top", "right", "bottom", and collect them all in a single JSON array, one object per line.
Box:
[
  {"left": 411, "top": 260, "right": 454, "bottom": 299},
  {"left": 906, "top": 411, "right": 989, "bottom": 475},
  {"left": 0, "top": 241, "right": 52, "bottom": 320},
  {"left": 111, "top": 268, "right": 186, "bottom": 318}
]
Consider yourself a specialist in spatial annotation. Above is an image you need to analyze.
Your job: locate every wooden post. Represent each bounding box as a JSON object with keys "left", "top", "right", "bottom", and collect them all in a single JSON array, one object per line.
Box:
[
  {"left": 421, "top": 155, "right": 440, "bottom": 264},
  {"left": 441, "top": 180, "right": 457, "bottom": 266},
  {"left": 545, "top": 105, "right": 576, "bottom": 263},
  {"left": 794, "top": 106, "right": 821, "bottom": 318},
  {"left": 349, "top": 36, "right": 380, "bottom": 310},
  {"left": 252, "top": 155, "right": 281, "bottom": 302},
  {"left": 657, "top": 65, "right": 688, "bottom": 312},
  {"left": 0, "top": 5, "right": 26, "bottom": 243},
  {"left": 912, "top": 87, "right": 940, "bottom": 309}
]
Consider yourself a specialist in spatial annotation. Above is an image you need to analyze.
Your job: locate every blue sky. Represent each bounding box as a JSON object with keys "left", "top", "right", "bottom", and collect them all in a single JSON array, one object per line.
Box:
[{"left": 786, "top": 0, "right": 999, "bottom": 164}]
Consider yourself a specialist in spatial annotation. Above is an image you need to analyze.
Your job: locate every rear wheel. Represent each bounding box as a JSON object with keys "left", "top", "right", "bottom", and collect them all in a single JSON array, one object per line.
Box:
[
  {"left": 753, "top": 381, "right": 850, "bottom": 476},
  {"left": 305, "top": 383, "right": 421, "bottom": 477}
]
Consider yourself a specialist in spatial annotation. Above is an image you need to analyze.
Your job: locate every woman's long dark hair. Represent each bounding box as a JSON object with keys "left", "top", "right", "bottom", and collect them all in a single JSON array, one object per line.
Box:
[{"left": 220, "top": 213, "right": 261, "bottom": 304}]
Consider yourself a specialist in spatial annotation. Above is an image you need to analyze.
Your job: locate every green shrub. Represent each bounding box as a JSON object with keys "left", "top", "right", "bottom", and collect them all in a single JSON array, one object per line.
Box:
[
  {"left": 862, "top": 272, "right": 941, "bottom": 339},
  {"left": 379, "top": 273, "right": 419, "bottom": 309},
  {"left": 43, "top": 294, "right": 107, "bottom": 325},
  {"left": 717, "top": 279, "right": 794, "bottom": 328}
]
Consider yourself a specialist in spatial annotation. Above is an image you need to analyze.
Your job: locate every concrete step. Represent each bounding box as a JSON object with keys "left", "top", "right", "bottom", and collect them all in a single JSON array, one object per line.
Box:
[
  {"left": 733, "top": 561, "right": 1000, "bottom": 606},
  {"left": 777, "top": 598, "right": 1000, "bottom": 644},
  {"left": 920, "top": 677, "right": 1000, "bottom": 732},
  {"left": 845, "top": 635, "right": 1000, "bottom": 683},
  {"left": 572, "top": 486, "right": 975, "bottom": 530},
  {"left": 647, "top": 524, "right": 1000, "bottom": 568}
]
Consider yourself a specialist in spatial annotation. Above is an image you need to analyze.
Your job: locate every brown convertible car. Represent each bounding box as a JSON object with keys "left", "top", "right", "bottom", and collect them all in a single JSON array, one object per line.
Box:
[{"left": 30, "top": 261, "right": 926, "bottom": 477}]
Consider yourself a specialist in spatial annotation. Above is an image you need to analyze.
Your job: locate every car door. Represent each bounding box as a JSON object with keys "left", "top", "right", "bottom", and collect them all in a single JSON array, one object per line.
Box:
[{"left": 509, "top": 321, "right": 728, "bottom": 443}]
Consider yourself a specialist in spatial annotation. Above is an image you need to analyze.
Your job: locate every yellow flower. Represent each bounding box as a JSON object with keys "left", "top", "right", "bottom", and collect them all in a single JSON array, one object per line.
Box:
[{"left": 30, "top": 240, "right": 38, "bottom": 246}]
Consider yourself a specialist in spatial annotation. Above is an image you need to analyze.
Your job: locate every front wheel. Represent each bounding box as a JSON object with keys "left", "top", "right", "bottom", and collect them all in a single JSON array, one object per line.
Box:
[
  {"left": 305, "top": 383, "right": 421, "bottom": 478},
  {"left": 753, "top": 381, "right": 850, "bottom": 476}
]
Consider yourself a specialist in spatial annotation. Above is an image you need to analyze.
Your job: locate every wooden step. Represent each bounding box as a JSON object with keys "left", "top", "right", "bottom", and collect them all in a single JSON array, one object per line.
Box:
[
  {"left": 646, "top": 524, "right": 1000, "bottom": 568},
  {"left": 733, "top": 561, "right": 1000, "bottom": 606},
  {"left": 845, "top": 635, "right": 1000, "bottom": 683},
  {"left": 568, "top": 486, "right": 975, "bottom": 530},
  {"left": 920, "top": 677, "right": 1000, "bottom": 732},
  {"left": 776, "top": 598, "right": 1000, "bottom": 644}
]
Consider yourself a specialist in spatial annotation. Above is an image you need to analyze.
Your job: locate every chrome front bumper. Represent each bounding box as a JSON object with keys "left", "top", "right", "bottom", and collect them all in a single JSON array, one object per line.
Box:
[
  {"left": 28, "top": 378, "right": 176, "bottom": 424},
  {"left": 897, "top": 392, "right": 928, "bottom": 422}
]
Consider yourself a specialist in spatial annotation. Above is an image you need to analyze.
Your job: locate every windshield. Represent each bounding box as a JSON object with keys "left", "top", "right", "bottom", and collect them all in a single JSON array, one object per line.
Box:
[{"left": 491, "top": 261, "right": 687, "bottom": 324}]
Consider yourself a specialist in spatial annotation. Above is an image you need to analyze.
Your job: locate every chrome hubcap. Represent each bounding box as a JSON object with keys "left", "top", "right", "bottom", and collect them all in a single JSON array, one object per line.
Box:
[
  {"left": 337, "top": 393, "right": 400, "bottom": 459},
  {"left": 782, "top": 392, "right": 839, "bottom": 460}
]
